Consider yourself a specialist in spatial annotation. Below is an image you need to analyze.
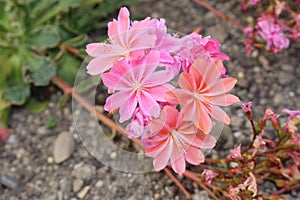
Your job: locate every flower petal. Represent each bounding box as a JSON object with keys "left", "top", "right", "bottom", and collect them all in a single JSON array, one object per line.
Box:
[
  {"left": 86, "top": 56, "right": 119, "bottom": 75},
  {"left": 165, "top": 89, "right": 192, "bottom": 104},
  {"left": 170, "top": 145, "right": 186, "bottom": 175},
  {"left": 153, "top": 137, "right": 173, "bottom": 171},
  {"left": 210, "top": 94, "right": 240, "bottom": 106},
  {"left": 138, "top": 91, "right": 160, "bottom": 116},
  {"left": 209, "top": 105, "right": 230, "bottom": 125},
  {"left": 204, "top": 77, "right": 237, "bottom": 96},
  {"left": 119, "top": 94, "right": 138, "bottom": 123},
  {"left": 185, "top": 146, "right": 205, "bottom": 165},
  {"left": 103, "top": 91, "right": 130, "bottom": 112},
  {"left": 178, "top": 72, "right": 195, "bottom": 91},
  {"left": 194, "top": 102, "right": 212, "bottom": 134}
]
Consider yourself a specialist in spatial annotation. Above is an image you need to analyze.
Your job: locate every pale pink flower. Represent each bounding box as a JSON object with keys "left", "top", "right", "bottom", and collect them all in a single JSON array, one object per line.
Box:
[
  {"left": 250, "top": 0, "right": 260, "bottom": 5},
  {"left": 143, "top": 106, "right": 216, "bottom": 175},
  {"left": 243, "top": 172, "right": 257, "bottom": 197},
  {"left": 228, "top": 144, "right": 244, "bottom": 161},
  {"left": 126, "top": 108, "right": 150, "bottom": 138},
  {"left": 257, "top": 15, "right": 290, "bottom": 52},
  {"left": 86, "top": 7, "right": 158, "bottom": 75},
  {"left": 102, "top": 51, "right": 174, "bottom": 122},
  {"left": 202, "top": 169, "right": 218, "bottom": 184},
  {"left": 166, "top": 59, "right": 240, "bottom": 134},
  {"left": 283, "top": 109, "right": 300, "bottom": 120}
]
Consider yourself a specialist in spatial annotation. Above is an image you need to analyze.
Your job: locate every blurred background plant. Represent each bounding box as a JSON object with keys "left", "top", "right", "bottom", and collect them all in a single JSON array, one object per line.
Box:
[{"left": 0, "top": 0, "right": 134, "bottom": 135}]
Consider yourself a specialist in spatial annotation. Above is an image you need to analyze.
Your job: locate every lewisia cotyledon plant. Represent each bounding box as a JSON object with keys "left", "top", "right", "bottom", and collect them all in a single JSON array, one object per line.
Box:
[{"left": 86, "top": 7, "right": 240, "bottom": 175}]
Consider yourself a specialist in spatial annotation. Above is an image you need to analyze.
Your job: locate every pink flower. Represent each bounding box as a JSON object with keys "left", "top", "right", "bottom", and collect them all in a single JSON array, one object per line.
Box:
[
  {"left": 178, "top": 33, "right": 229, "bottom": 72},
  {"left": 126, "top": 108, "right": 150, "bottom": 138},
  {"left": 257, "top": 15, "right": 290, "bottom": 52},
  {"left": 143, "top": 106, "right": 217, "bottom": 175},
  {"left": 283, "top": 109, "right": 300, "bottom": 120},
  {"left": 228, "top": 144, "right": 244, "bottom": 161},
  {"left": 243, "top": 172, "right": 257, "bottom": 197},
  {"left": 86, "top": 7, "right": 158, "bottom": 75},
  {"left": 202, "top": 169, "right": 218, "bottom": 184},
  {"left": 250, "top": 0, "right": 260, "bottom": 5},
  {"left": 102, "top": 51, "right": 174, "bottom": 122},
  {"left": 166, "top": 59, "right": 240, "bottom": 134}
]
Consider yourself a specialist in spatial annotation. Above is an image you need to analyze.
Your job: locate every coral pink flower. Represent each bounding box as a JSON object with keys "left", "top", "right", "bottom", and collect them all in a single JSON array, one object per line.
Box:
[
  {"left": 86, "top": 7, "right": 158, "bottom": 75},
  {"left": 228, "top": 144, "right": 244, "bottom": 161},
  {"left": 202, "top": 169, "right": 218, "bottom": 184},
  {"left": 143, "top": 106, "right": 216, "bottom": 175},
  {"left": 166, "top": 59, "right": 240, "bottom": 134},
  {"left": 102, "top": 51, "right": 174, "bottom": 122}
]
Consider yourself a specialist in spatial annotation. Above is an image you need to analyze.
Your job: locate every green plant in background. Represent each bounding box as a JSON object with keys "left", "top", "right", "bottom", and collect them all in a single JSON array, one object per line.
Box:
[{"left": 0, "top": 0, "right": 134, "bottom": 129}]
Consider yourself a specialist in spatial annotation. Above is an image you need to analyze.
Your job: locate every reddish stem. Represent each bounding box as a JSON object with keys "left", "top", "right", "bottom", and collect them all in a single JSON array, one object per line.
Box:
[
  {"left": 271, "top": 183, "right": 300, "bottom": 196},
  {"left": 51, "top": 76, "right": 142, "bottom": 146},
  {"left": 164, "top": 168, "right": 192, "bottom": 200},
  {"left": 184, "top": 170, "right": 219, "bottom": 200},
  {"left": 194, "top": 0, "right": 245, "bottom": 30}
]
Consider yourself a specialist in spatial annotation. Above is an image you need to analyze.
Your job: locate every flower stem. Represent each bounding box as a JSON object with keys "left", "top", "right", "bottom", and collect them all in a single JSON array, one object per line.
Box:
[
  {"left": 184, "top": 170, "right": 219, "bottom": 200},
  {"left": 51, "top": 76, "right": 142, "bottom": 146},
  {"left": 193, "top": 0, "right": 245, "bottom": 30},
  {"left": 164, "top": 168, "right": 192, "bottom": 200}
]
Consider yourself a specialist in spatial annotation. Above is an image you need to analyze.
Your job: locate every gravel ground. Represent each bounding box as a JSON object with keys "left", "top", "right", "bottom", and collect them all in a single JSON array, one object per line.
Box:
[{"left": 1, "top": 0, "right": 300, "bottom": 199}]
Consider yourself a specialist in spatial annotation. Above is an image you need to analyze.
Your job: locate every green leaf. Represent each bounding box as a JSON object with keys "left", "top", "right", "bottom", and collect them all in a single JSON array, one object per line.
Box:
[
  {"left": 59, "top": 94, "right": 70, "bottom": 108},
  {"left": 56, "top": 52, "right": 81, "bottom": 85},
  {"left": 47, "top": 116, "right": 57, "bottom": 129},
  {"left": 33, "top": 0, "right": 81, "bottom": 27},
  {"left": 26, "top": 26, "right": 60, "bottom": 50},
  {"left": 75, "top": 76, "right": 100, "bottom": 93},
  {"left": 23, "top": 50, "right": 56, "bottom": 86},
  {"left": 6, "top": 80, "right": 30, "bottom": 105},
  {"left": 4, "top": 54, "right": 30, "bottom": 105},
  {"left": 63, "top": 34, "right": 89, "bottom": 47},
  {"left": 25, "top": 98, "right": 48, "bottom": 113}
]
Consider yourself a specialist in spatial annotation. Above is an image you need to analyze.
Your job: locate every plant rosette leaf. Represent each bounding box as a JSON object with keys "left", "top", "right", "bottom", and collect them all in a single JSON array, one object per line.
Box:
[
  {"left": 25, "top": 98, "right": 48, "bottom": 114},
  {"left": 25, "top": 25, "right": 60, "bottom": 51},
  {"left": 5, "top": 55, "right": 30, "bottom": 105},
  {"left": 23, "top": 50, "right": 56, "bottom": 86}
]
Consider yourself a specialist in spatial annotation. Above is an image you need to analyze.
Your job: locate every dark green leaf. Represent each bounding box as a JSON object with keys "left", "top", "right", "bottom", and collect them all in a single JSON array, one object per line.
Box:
[
  {"left": 25, "top": 98, "right": 48, "bottom": 113},
  {"left": 6, "top": 81, "right": 30, "bottom": 105},
  {"left": 26, "top": 26, "right": 60, "bottom": 50},
  {"left": 56, "top": 52, "right": 81, "bottom": 85},
  {"left": 23, "top": 50, "right": 56, "bottom": 86}
]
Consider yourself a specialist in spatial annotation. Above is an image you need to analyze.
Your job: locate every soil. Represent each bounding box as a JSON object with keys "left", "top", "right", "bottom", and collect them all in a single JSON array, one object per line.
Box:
[{"left": 1, "top": 0, "right": 300, "bottom": 200}]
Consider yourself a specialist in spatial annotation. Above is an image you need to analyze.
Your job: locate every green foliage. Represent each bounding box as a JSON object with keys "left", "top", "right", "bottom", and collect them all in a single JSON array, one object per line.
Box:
[
  {"left": 47, "top": 117, "right": 57, "bottom": 129},
  {"left": 0, "top": 0, "right": 135, "bottom": 127}
]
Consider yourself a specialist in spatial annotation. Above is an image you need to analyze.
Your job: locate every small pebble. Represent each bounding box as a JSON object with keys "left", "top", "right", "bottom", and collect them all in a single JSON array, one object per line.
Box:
[
  {"left": 0, "top": 172, "right": 19, "bottom": 190},
  {"left": 95, "top": 180, "right": 103, "bottom": 188},
  {"left": 73, "top": 179, "right": 84, "bottom": 193},
  {"left": 77, "top": 186, "right": 90, "bottom": 199},
  {"left": 110, "top": 152, "right": 117, "bottom": 159}
]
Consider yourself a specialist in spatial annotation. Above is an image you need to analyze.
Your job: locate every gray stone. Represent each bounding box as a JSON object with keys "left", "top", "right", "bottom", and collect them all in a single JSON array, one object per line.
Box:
[
  {"left": 278, "top": 71, "right": 294, "bottom": 85},
  {"left": 72, "top": 162, "right": 96, "bottom": 181},
  {"left": 53, "top": 131, "right": 75, "bottom": 164},
  {"left": 73, "top": 179, "right": 84, "bottom": 193}
]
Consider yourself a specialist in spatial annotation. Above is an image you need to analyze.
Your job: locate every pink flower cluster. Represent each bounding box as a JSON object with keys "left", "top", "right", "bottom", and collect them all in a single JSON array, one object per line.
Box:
[
  {"left": 86, "top": 7, "right": 240, "bottom": 175},
  {"left": 243, "top": 1, "right": 300, "bottom": 55}
]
